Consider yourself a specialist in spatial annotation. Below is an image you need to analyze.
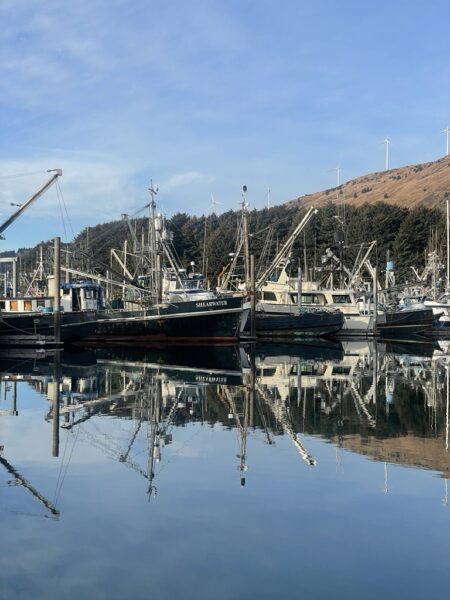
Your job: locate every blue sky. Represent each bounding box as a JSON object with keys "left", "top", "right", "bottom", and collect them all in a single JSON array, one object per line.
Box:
[{"left": 0, "top": 0, "right": 449, "bottom": 250}]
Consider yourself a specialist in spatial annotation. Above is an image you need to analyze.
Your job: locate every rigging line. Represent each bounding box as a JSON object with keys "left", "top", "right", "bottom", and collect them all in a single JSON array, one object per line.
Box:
[
  {"left": 76, "top": 207, "right": 147, "bottom": 272},
  {"left": 154, "top": 425, "right": 203, "bottom": 477},
  {"left": 45, "top": 219, "right": 138, "bottom": 286},
  {"left": 0, "top": 356, "right": 39, "bottom": 372},
  {"left": 52, "top": 416, "right": 71, "bottom": 505},
  {"left": 129, "top": 202, "right": 150, "bottom": 218},
  {"left": 0, "top": 318, "right": 37, "bottom": 335},
  {"left": 343, "top": 242, "right": 376, "bottom": 249},
  {"left": 77, "top": 219, "right": 128, "bottom": 260},
  {"left": 3, "top": 507, "right": 56, "bottom": 519},
  {"left": 56, "top": 182, "right": 68, "bottom": 242},
  {"left": 87, "top": 252, "right": 151, "bottom": 291},
  {"left": 167, "top": 240, "right": 184, "bottom": 271},
  {"left": 249, "top": 210, "right": 308, "bottom": 238},
  {"left": 56, "top": 180, "right": 76, "bottom": 241},
  {"left": 54, "top": 425, "right": 80, "bottom": 506},
  {"left": 0, "top": 170, "right": 49, "bottom": 179},
  {"left": 66, "top": 243, "right": 151, "bottom": 291}
]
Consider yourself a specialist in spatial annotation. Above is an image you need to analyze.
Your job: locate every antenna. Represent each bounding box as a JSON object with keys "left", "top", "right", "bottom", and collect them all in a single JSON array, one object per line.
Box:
[
  {"left": 266, "top": 187, "right": 271, "bottom": 209},
  {"left": 149, "top": 179, "right": 159, "bottom": 204},
  {"left": 443, "top": 126, "right": 450, "bottom": 156},
  {"left": 383, "top": 137, "right": 390, "bottom": 171},
  {"left": 240, "top": 185, "right": 249, "bottom": 210}
]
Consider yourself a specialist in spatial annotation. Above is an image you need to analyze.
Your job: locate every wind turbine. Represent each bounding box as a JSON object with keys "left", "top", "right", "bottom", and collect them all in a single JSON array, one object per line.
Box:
[
  {"left": 209, "top": 193, "right": 223, "bottom": 214},
  {"left": 383, "top": 137, "right": 390, "bottom": 171},
  {"left": 443, "top": 126, "right": 450, "bottom": 156},
  {"left": 328, "top": 164, "right": 341, "bottom": 188}
]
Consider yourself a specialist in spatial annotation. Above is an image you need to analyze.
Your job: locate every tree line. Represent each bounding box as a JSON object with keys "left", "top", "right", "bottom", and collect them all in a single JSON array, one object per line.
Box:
[{"left": 2, "top": 201, "right": 445, "bottom": 288}]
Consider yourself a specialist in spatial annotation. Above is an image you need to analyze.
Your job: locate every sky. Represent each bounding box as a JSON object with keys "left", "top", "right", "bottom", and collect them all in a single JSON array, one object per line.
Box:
[{"left": 0, "top": 0, "right": 449, "bottom": 250}]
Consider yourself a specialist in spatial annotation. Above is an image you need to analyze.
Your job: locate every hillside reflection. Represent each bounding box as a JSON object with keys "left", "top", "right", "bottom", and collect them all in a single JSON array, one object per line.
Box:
[{"left": 1, "top": 338, "right": 449, "bottom": 504}]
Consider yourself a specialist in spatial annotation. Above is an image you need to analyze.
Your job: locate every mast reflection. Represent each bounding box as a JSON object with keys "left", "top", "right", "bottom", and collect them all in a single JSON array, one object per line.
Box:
[{"left": 1, "top": 339, "right": 449, "bottom": 505}]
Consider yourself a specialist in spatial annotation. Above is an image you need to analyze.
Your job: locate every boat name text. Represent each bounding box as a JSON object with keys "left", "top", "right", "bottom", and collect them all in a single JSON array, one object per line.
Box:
[
  {"left": 195, "top": 300, "right": 228, "bottom": 308},
  {"left": 196, "top": 376, "right": 228, "bottom": 384}
]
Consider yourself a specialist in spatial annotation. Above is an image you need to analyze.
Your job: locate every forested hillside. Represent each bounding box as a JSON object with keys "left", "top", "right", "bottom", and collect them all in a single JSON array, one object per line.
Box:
[{"left": 4, "top": 200, "right": 445, "bottom": 287}]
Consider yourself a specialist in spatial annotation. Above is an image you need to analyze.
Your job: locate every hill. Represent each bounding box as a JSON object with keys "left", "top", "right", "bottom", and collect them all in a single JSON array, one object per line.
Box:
[
  {"left": 2, "top": 158, "right": 449, "bottom": 288},
  {"left": 287, "top": 156, "right": 450, "bottom": 209}
]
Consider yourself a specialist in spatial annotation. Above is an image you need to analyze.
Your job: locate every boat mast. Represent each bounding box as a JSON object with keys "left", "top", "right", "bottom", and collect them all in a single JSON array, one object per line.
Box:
[
  {"left": 242, "top": 186, "right": 251, "bottom": 291},
  {"left": 446, "top": 192, "right": 449, "bottom": 293},
  {"left": 220, "top": 187, "right": 251, "bottom": 292},
  {"left": 148, "top": 181, "right": 161, "bottom": 303}
]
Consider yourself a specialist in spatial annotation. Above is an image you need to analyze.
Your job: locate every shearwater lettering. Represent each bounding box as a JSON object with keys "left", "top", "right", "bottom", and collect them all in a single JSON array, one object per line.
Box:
[{"left": 195, "top": 300, "right": 228, "bottom": 308}]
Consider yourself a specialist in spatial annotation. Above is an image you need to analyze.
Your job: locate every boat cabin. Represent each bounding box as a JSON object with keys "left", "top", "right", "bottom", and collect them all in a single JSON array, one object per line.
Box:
[
  {"left": 258, "top": 281, "right": 374, "bottom": 316},
  {"left": 138, "top": 269, "right": 215, "bottom": 302},
  {"left": 0, "top": 280, "right": 103, "bottom": 314},
  {"left": 258, "top": 264, "right": 376, "bottom": 316}
]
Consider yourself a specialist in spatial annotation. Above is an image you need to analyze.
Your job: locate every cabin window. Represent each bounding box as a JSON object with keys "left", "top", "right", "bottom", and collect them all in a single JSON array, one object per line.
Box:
[
  {"left": 332, "top": 366, "right": 351, "bottom": 375},
  {"left": 296, "top": 294, "right": 323, "bottom": 305},
  {"left": 262, "top": 291, "right": 277, "bottom": 301},
  {"left": 37, "top": 300, "right": 45, "bottom": 308},
  {"left": 24, "top": 300, "right": 33, "bottom": 311},
  {"left": 332, "top": 294, "right": 351, "bottom": 304},
  {"left": 256, "top": 368, "right": 277, "bottom": 377},
  {"left": 63, "top": 288, "right": 71, "bottom": 295},
  {"left": 301, "top": 365, "right": 320, "bottom": 375},
  {"left": 10, "top": 300, "right": 18, "bottom": 311},
  {"left": 0, "top": 301, "right": 4, "bottom": 309},
  {"left": 85, "top": 290, "right": 93, "bottom": 299}
]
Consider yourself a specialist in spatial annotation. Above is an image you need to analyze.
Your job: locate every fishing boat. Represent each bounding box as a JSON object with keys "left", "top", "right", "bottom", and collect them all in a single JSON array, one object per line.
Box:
[
  {"left": 253, "top": 304, "right": 344, "bottom": 337},
  {"left": 256, "top": 238, "right": 379, "bottom": 336},
  {"left": 220, "top": 203, "right": 345, "bottom": 337},
  {"left": 375, "top": 305, "right": 435, "bottom": 337},
  {"left": 0, "top": 282, "right": 248, "bottom": 344},
  {"left": 0, "top": 181, "right": 249, "bottom": 344}
]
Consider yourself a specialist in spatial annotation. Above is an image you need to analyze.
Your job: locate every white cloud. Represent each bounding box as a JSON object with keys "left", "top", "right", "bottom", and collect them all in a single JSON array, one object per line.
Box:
[
  {"left": 0, "top": 0, "right": 448, "bottom": 254},
  {"left": 163, "top": 171, "right": 214, "bottom": 192},
  {"left": 0, "top": 157, "right": 146, "bottom": 249}
]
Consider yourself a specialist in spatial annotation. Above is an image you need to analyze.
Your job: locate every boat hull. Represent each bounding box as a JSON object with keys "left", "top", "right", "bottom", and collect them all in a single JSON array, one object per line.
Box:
[
  {"left": 0, "top": 297, "right": 247, "bottom": 344},
  {"left": 376, "top": 308, "right": 435, "bottom": 337},
  {"left": 252, "top": 308, "right": 344, "bottom": 338}
]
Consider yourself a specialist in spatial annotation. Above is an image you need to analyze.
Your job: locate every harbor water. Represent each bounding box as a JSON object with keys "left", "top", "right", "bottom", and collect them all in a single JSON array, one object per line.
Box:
[{"left": 0, "top": 340, "right": 449, "bottom": 599}]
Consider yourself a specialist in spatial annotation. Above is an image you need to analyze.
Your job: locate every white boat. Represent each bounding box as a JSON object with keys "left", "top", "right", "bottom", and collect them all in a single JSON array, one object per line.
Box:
[{"left": 258, "top": 266, "right": 377, "bottom": 336}]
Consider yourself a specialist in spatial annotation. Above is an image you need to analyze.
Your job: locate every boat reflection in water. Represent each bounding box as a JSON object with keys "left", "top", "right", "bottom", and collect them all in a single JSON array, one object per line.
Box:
[
  {"left": 2, "top": 339, "right": 450, "bottom": 600},
  {"left": 1, "top": 337, "right": 449, "bottom": 509},
  {"left": 256, "top": 339, "right": 450, "bottom": 489}
]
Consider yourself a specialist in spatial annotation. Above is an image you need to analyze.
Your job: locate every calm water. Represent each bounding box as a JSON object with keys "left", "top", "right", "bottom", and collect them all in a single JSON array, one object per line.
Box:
[{"left": 0, "top": 339, "right": 449, "bottom": 599}]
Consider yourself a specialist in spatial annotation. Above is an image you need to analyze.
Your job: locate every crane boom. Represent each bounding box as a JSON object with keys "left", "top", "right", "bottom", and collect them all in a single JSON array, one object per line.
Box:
[
  {"left": 256, "top": 383, "right": 316, "bottom": 466},
  {"left": 121, "top": 213, "right": 140, "bottom": 250},
  {"left": 0, "top": 169, "right": 62, "bottom": 239},
  {"left": 256, "top": 207, "right": 317, "bottom": 290},
  {"left": 0, "top": 453, "right": 60, "bottom": 517}
]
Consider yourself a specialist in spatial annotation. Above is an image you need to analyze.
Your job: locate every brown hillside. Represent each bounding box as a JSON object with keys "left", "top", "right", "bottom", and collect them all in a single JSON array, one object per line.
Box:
[
  {"left": 330, "top": 433, "right": 450, "bottom": 479},
  {"left": 288, "top": 156, "right": 450, "bottom": 210}
]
